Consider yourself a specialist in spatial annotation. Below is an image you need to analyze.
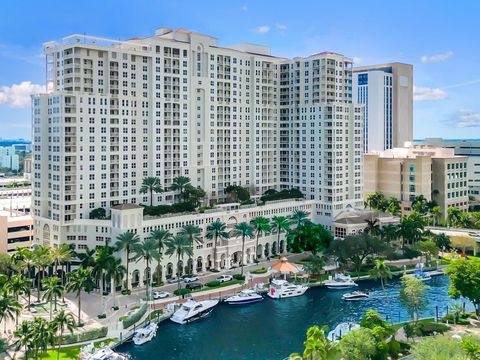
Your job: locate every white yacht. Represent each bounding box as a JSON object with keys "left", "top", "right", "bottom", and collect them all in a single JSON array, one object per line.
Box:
[
  {"left": 224, "top": 289, "right": 263, "bottom": 305},
  {"left": 85, "top": 347, "right": 128, "bottom": 360},
  {"left": 414, "top": 271, "right": 432, "bottom": 282},
  {"left": 327, "top": 322, "right": 360, "bottom": 343},
  {"left": 170, "top": 299, "right": 219, "bottom": 324},
  {"left": 267, "top": 279, "right": 308, "bottom": 299},
  {"left": 132, "top": 322, "right": 157, "bottom": 345},
  {"left": 325, "top": 274, "right": 358, "bottom": 289},
  {"left": 342, "top": 291, "right": 369, "bottom": 301}
]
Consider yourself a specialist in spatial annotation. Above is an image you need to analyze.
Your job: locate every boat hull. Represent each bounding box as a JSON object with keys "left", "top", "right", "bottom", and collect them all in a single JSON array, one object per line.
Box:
[
  {"left": 170, "top": 307, "right": 215, "bottom": 325},
  {"left": 326, "top": 284, "right": 357, "bottom": 290},
  {"left": 225, "top": 297, "right": 263, "bottom": 305},
  {"left": 267, "top": 287, "right": 308, "bottom": 299}
]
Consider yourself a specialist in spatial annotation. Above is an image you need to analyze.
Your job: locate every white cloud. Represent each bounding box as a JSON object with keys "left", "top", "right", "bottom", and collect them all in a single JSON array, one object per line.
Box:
[
  {"left": 254, "top": 25, "right": 270, "bottom": 34},
  {"left": 413, "top": 85, "right": 448, "bottom": 101},
  {"left": 276, "top": 23, "right": 287, "bottom": 31},
  {"left": 450, "top": 109, "right": 480, "bottom": 128},
  {"left": 0, "top": 81, "right": 48, "bottom": 108},
  {"left": 352, "top": 57, "right": 363, "bottom": 65},
  {"left": 420, "top": 50, "right": 454, "bottom": 63}
]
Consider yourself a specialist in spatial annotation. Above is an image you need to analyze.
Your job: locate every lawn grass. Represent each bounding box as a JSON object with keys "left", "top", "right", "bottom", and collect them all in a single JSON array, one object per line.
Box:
[
  {"left": 391, "top": 317, "right": 435, "bottom": 331},
  {"left": 38, "top": 338, "right": 116, "bottom": 360},
  {"left": 192, "top": 280, "right": 243, "bottom": 293}
]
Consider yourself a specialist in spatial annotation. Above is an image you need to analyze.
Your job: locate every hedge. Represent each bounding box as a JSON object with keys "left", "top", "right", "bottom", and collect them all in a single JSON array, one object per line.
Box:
[
  {"left": 61, "top": 326, "right": 108, "bottom": 345},
  {"left": 250, "top": 268, "right": 268, "bottom": 274},
  {"left": 173, "top": 288, "right": 192, "bottom": 296},
  {"left": 143, "top": 202, "right": 196, "bottom": 217},
  {"left": 206, "top": 280, "right": 221, "bottom": 287},
  {"left": 233, "top": 274, "right": 245, "bottom": 280},
  {"left": 122, "top": 303, "right": 148, "bottom": 329}
]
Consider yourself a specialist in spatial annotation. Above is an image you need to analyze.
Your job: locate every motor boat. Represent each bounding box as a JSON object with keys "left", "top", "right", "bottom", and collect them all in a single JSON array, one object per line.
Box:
[
  {"left": 85, "top": 347, "right": 128, "bottom": 360},
  {"left": 224, "top": 289, "right": 263, "bottom": 305},
  {"left": 327, "top": 322, "right": 360, "bottom": 343},
  {"left": 132, "top": 322, "right": 157, "bottom": 345},
  {"left": 414, "top": 271, "right": 432, "bottom": 282},
  {"left": 342, "top": 291, "right": 369, "bottom": 301},
  {"left": 170, "top": 298, "right": 219, "bottom": 324},
  {"left": 267, "top": 279, "right": 308, "bottom": 299},
  {"left": 324, "top": 274, "right": 358, "bottom": 289}
]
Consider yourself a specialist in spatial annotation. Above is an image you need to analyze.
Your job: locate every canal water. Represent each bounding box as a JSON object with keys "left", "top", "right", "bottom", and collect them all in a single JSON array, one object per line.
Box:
[{"left": 119, "top": 276, "right": 470, "bottom": 360}]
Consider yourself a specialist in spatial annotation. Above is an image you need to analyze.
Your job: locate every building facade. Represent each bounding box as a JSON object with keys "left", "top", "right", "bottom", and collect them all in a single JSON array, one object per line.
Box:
[
  {"left": 31, "top": 28, "right": 364, "bottom": 247},
  {"left": 0, "top": 210, "right": 33, "bottom": 253},
  {"left": 353, "top": 63, "right": 413, "bottom": 152},
  {"left": 364, "top": 144, "right": 468, "bottom": 219},
  {"left": 414, "top": 138, "right": 480, "bottom": 202},
  {"left": 0, "top": 146, "right": 19, "bottom": 171}
]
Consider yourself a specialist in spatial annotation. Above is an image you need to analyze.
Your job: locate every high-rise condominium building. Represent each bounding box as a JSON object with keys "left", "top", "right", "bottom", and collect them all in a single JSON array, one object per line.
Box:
[
  {"left": 353, "top": 63, "right": 413, "bottom": 152},
  {"left": 0, "top": 146, "right": 19, "bottom": 171},
  {"left": 32, "top": 28, "right": 364, "bottom": 247}
]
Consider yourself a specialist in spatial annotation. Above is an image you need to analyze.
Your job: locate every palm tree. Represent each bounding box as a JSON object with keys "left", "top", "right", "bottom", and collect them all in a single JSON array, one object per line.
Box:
[
  {"left": 271, "top": 216, "right": 291, "bottom": 256},
  {"left": 150, "top": 229, "right": 172, "bottom": 283},
  {"left": 93, "top": 246, "right": 115, "bottom": 314},
  {"left": 51, "top": 244, "right": 73, "bottom": 303},
  {"left": 380, "top": 224, "right": 399, "bottom": 245},
  {"left": 291, "top": 210, "right": 310, "bottom": 228},
  {"left": 369, "top": 260, "right": 393, "bottom": 323},
  {"left": 139, "top": 176, "right": 163, "bottom": 206},
  {"left": 165, "top": 235, "right": 193, "bottom": 290},
  {"left": 430, "top": 206, "right": 441, "bottom": 226},
  {"left": 11, "top": 247, "right": 33, "bottom": 276},
  {"left": 32, "top": 245, "right": 52, "bottom": 302},
  {"left": 206, "top": 220, "right": 230, "bottom": 270},
  {"left": 66, "top": 268, "right": 95, "bottom": 326},
  {"left": 0, "top": 289, "right": 21, "bottom": 333},
  {"left": 42, "top": 276, "right": 63, "bottom": 320},
  {"left": 251, "top": 216, "right": 271, "bottom": 261},
  {"left": 75, "top": 246, "right": 96, "bottom": 269},
  {"left": 448, "top": 207, "right": 462, "bottom": 228},
  {"left": 52, "top": 309, "right": 76, "bottom": 360},
  {"left": 179, "top": 225, "right": 203, "bottom": 275},
  {"left": 231, "top": 222, "right": 254, "bottom": 275},
  {"left": 29, "top": 317, "right": 55, "bottom": 359},
  {"left": 170, "top": 176, "right": 191, "bottom": 201},
  {"left": 133, "top": 238, "right": 160, "bottom": 300},
  {"left": 13, "top": 320, "right": 32, "bottom": 359},
  {"left": 8, "top": 274, "right": 30, "bottom": 324},
  {"left": 105, "top": 258, "right": 126, "bottom": 308},
  {"left": 115, "top": 231, "right": 140, "bottom": 291},
  {"left": 364, "top": 218, "right": 381, "bottom": 236}
]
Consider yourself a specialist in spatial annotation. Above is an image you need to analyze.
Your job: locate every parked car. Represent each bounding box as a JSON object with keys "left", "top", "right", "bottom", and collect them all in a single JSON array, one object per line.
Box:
[
  {"left": 152, "top": 291, "right": 169, "bottom": 299},
  {"left": 167, "top": 276, "right": 180, "bottom": 284},
  {"left": 216, "top": 275, "right": 233, "bottom": 283},
  {"left": 185, "top": 282, "right": 203, "bottom": 291},
  {"left": 182, "top": 275, "right": 198, "bottom": 283}
]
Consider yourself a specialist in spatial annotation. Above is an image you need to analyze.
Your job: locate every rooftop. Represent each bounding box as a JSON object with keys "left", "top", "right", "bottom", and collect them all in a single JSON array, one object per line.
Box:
[{"left": 111, "top": 203, "right": 143, "bottom": 211}]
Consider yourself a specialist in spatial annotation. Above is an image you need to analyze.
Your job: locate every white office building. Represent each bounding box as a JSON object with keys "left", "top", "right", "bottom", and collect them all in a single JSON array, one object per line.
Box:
[
  {"left": 353, "top": 63, "right": 413, "bottom": 152},
  {"left": 32, "top": 28, "right": 363, "bottom": 250}
]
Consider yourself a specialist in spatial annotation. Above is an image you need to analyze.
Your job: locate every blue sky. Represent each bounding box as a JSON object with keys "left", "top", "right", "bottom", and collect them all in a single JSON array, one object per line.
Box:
[{"left": 0, "top": 0, "right": 479, "bottom": 139}]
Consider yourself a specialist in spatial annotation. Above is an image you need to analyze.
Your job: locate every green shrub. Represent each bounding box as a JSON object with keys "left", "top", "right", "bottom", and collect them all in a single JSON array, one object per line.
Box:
[
  {"left": 97, "top": 314, "right": 106, "bottom": 319},
  {"left": 418, "top": 322, "right": 449, "bottom": 336},
  {"left": 61, "top": 326, "right": 108, "bottom": 345},
  {"left": 233, "top": 274, "right": 245, "bottom": 281},
  {"left": 404, "top": 247, "right": 422, "bottom": 259},
  {"left": 121, "top": 289, "right": 131, "bottom": 296},
  {"left": 260, "top": 188, "right": 304, "bottom": 203},
  {"left": 111, "top": 306, "right": 119, "bottom": 311},
  {"left": 122, "top": 303, "right": 147, "bottom": 329},
  {"left": 387, "top": 340, "right": 402, "bottom": 357},
  {"left": 142, "top": 202, "right": 196, "bottom": 216},
  {"left": 173, "top": 288, "right": 192, "bottom": 296},
  {"left": 206, "top": 280, "right": 221, "bottom": 287},
  {"left": 147, "top": 309, "right": 164, "bottom": 321},
  {"left": 250, "top": 267, "right": 268, "bottom": 274}
]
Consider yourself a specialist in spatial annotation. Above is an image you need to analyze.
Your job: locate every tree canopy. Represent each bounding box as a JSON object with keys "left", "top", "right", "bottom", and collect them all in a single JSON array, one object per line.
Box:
[
  {"left": 287, "top": 223, "right": 332, "bottom": 256},
  {"left": 446, "top": 257, "right": 480, "bottom": 315}
]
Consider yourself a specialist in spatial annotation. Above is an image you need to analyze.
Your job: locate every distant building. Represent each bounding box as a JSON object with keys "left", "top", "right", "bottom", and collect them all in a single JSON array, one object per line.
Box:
[
  {"left": 353, "top": 63, "right": 413, "bottom": 152},
  {"left": 0, "top": 210, "right": 32, "bottom": 253},
  {"left": 23, "top": 158, "right": 32, "bottom": 180},
  {"left": 0, "top": 146, "right": 19, "bottom": 171},
  {"left": 414, "top": 138, "right": 480, "bottom": 202},
  {"left": 364, "top": 143, "right": 468, "bottom": 219}
]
